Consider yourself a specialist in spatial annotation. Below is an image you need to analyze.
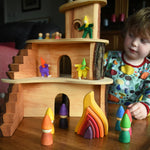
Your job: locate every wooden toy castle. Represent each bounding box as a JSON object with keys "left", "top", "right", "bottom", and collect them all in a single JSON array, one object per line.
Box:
[{"left": 0, "top": 0, "right": 113, "bottom": 137}]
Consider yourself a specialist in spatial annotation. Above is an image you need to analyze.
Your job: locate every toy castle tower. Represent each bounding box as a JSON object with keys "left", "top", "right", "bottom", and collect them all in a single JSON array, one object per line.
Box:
[
  {"left": 59, "top": 0, "right": 106, "bottom": 39},
  {"left": 0, "top": 0, "right": 113, "bottom": 137}
]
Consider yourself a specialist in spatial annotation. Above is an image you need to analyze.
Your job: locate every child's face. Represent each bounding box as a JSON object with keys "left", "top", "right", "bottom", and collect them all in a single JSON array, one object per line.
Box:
[{"left": 124, "top": 31, "right": 150, "bottom": 61}]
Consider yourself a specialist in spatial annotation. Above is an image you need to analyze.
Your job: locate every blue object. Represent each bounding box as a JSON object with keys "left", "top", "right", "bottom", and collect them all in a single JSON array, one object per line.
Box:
[
  {"left": 115, "top": 106, "right": 125, "bottom": 131},
  {"left": 116, "top": 105, "right": 125, "bottom": 118}
]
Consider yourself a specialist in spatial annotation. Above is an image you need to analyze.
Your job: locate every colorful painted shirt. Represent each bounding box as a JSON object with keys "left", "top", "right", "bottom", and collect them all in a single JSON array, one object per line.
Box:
[{"left": 104, "top": 51, "right": 150, "bottom": 109}]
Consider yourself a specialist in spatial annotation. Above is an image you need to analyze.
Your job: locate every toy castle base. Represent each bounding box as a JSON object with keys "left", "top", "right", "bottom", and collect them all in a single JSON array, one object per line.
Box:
[{"left": 0, "top": 0, "right": 113, "bottom": 137}]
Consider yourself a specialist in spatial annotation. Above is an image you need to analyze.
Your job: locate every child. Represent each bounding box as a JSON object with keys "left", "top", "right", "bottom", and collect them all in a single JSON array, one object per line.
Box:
[{"left": 104, "top": 7, "right": 150, "bottom": 120}]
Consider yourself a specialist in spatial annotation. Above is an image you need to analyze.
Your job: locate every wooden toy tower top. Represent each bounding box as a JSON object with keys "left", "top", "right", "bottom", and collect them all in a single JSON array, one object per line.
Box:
[{"left": 59, "top": 0, "right": 107, "bottom": 39}]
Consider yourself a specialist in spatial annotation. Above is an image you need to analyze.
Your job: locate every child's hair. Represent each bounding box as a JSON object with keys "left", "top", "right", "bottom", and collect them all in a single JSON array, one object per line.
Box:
[{"left": 122, "top": 7, "right": 150, "bottom": 39}]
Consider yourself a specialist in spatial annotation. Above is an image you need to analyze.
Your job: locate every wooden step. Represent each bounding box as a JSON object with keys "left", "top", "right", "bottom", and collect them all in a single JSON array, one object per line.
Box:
[
  {"left": 14, "top": 71, "right": 37, "bottom": 79},
  {"left": 8, "top": 93, "right": 21, "bottom": 102},
  {"left": 3, "top": 113, "right": 15, "bottom": 123},
  {"left": 0, "top": 111, "right": 23, "bottom": 136},
  {"left": 6, "top": 71, "right": 15, "bottom": 79},
  {"left": 19, "top": 49, "right": 34, "bottom": 56},
  {"left": 7, "top": 69, "right": 37, "bottom": 79},
  {"left": 14, "top": 55, "right": 36, "bottom": 65},
  {"left": 7, "top": 85, "right": 21, "bottom": 93},
  {"left": 0, "top": 115, "right": 3, "bottom": 126},
  {"left": 9, "top": 63, "right": 19, "bottom": 71},
  {"left": 6, "top": 95, "right": 23, "bottom": 113},
  {"left": 3, "top": 100, "right": 24, "bottom": 124},
  {"left": 6, "top": 102, "right": 16, "bottom": 113},
  {"left": 14, "top": 56, "right": 24, "bottom": 64},
  {"left": 10, "top": 63, "right": 37, "bottom": 72},
  {"left": 0, "top": 93, "right": 24, "bottom": 136},
  {"left": 19, "top": 49, "right": 29, "bottom": 56},
  {"left": 0, "top": 104, "right": 6, "bottom": 115}
]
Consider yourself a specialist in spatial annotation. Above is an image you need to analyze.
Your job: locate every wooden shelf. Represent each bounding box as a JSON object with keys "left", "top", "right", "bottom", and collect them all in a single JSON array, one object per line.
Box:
[
  {"left": 59, "top": 0, "right": 107, "bottom": 13},
  {"left": 1, "top": 77, "right": 113, "bottom": 85},
  {"left": 26, "top": 38, "right": 109, "bottom": 45}
]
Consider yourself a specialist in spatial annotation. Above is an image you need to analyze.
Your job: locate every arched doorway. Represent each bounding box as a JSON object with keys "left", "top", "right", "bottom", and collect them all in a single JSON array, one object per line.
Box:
[
  {"left": 59, "top": 55, "right": 71, "bottom": 77},
  {"left": 55, "top": 93, "right": 70, "bottom": 117}
]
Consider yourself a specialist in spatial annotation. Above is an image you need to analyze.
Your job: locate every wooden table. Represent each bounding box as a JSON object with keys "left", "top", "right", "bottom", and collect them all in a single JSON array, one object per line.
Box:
[{"left": 0, "top": 104, "right": 150, "bottom": 150}]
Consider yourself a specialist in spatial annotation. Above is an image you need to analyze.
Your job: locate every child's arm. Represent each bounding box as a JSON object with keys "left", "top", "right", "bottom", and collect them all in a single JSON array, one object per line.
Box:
[
  {"left": 129, "top": 77, "right": 150, "bottom": 119},
  {"left": 128, "top": 102, "right": 148, "bottom": 120}
]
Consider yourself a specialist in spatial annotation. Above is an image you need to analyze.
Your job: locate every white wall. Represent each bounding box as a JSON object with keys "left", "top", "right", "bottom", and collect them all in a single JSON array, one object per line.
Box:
[{"left": 4, "top": 0, "right": 66, "bottom": 32}]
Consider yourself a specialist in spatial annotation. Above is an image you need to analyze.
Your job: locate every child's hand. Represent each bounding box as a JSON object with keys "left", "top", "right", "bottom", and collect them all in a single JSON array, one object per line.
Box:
[{"left": 128, "top": 102, "right": 147, "bottom": 120}]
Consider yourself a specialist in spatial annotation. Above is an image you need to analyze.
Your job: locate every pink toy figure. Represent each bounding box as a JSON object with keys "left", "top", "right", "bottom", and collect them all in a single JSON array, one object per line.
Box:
[
  {"left": 52, "top": 32, "right": 62, "bottom": 39},
  {"left": 111, "top": 14, "right": 116, "bottom": 23},
  {"left": 119, "top": 13, "right": 125, "bottom": 22},
  {"left": 39, "top": 57, "right": 51, "bottom": 77}
]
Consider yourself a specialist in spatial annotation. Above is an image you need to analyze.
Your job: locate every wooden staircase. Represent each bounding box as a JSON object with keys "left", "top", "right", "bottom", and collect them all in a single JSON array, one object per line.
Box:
[
  {"left": 7, "top": 49, "right": 37, "bottom": 79},
  {"left": 0, "top": 48, "right": 37, "bottom": 136},
  {"left": 0, "top": 85, "right": 23, "bottom": 136}
]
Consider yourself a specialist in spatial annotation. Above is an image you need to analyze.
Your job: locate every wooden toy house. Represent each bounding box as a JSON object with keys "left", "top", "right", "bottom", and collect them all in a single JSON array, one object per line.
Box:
[{"left": 0, "top": 0, "right": 113, "bottom": 137}]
